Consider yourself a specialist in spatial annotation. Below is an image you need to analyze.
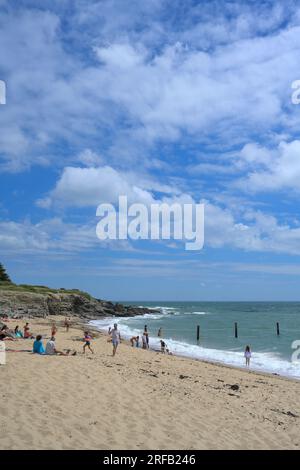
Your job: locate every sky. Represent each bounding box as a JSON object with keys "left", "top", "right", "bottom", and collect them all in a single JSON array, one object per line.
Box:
[{"left": 1, "top": 0, "right": 300, "bottom": 301}]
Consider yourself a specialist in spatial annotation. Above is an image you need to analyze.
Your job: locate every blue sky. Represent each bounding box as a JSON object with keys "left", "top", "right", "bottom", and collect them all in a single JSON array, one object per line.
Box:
[{"left": 1, "top": 0, "right": 300, "bottom": 301}]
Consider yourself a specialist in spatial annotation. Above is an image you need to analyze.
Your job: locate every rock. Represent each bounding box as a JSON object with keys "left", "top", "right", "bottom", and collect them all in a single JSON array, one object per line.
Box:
[
  {"left": 229, "top": 384, "right": 240, "bottom": 391},
  {"left": 0, "top": 288, "right": 157, "bottom": 320}
]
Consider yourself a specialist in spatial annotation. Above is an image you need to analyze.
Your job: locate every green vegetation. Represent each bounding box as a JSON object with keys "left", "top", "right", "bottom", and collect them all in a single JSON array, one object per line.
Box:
[
  {"left": 0, "top": 263, "right": 92, "bottom": 299},
  {"left": 0, "top": 262, "right": 12, "bottom": 283}
]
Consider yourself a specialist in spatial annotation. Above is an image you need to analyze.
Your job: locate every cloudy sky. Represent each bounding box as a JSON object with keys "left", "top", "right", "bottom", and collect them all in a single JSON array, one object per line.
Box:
[{"left": 1, "top": 0, "right": 300, "bottom": 300}]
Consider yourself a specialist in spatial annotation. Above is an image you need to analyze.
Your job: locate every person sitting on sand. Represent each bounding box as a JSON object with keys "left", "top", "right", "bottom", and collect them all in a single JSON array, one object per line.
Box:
[
  {"left": 244, "top": 345, "right": 252, "bottom": 367},
  {"left": 83, "top": 331, "right": 94, "bottom": 354},
  {"left": 0, "top": 325, "right": 16, "bottom": 341},
  {"left": 33, "top": 335, "right": 45, "bottom": 354},
  {"left": 110, "top": 323, "right": 121, "bottom": 356},
  {"left": 46, "top": 336, "right": 71, "bottom": 356},
  {"left": 24, "top": 323, "right": 33, "bottom": 339},
  {"left": 14, "top": 325, "right": 23, "bottom": 338}
]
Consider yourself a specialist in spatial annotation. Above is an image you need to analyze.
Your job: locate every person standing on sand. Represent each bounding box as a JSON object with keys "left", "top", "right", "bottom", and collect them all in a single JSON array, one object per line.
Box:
[
  {"left": 110, "top": 323, "right": 121, "bottom": 356},
  {"left": 64, "top": 317, "right": 70, "bottom": 332},
  {"left": 83, "top": 331, "right": 94, "bottom": 354},
  {"left": 51, "top": 322, "right": 57, "bottom": 337},
  {"left": 143, "top": 325, "right": 149, "bottom": 349},
  {"left": 244, "top": 345, "right": 252, "bottom": 367},
  {"left": 142, "top": 333, "right": 147, "bottom": 349}
]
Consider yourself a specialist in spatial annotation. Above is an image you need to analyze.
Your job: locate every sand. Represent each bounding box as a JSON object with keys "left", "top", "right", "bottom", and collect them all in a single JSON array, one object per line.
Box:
[{"left": 0, "top": 315, "right": 299, "bottom": 450}]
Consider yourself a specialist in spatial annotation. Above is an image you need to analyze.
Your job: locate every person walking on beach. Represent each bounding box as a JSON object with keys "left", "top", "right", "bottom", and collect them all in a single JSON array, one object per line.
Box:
[
  {"left": 83, "top": 331, "right": 94, "bottom": 354},
  {"left": 160, "top": 339, "right": 167, "bottom": 353},
  {"left": 244, "top": 345, "right": 252, "bottom": 367},
  {"left": 110, "top": 323, "right": 121, "bottom": 356}
]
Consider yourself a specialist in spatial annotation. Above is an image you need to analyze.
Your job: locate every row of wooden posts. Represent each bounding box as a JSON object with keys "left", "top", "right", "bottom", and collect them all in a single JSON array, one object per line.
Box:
[{"left": 196, "top": 322, "right": 281, "bottom": 341}]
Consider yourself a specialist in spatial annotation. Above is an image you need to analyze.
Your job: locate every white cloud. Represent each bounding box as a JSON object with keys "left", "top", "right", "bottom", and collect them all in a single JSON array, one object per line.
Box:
[
  {"left": 237, "top": 140, "right": 300, "bottom": 192},
  {"left": 37, "top": 165, "right": 156, "bottom": 207}
]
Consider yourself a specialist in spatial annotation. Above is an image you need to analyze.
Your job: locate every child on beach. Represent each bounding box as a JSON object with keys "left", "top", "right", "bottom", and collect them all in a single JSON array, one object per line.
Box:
[
  {"left": 83, "top": 331, "right": 94, "bottom": 354},
  {"left": 160, "top": 340, "right": 166, "bottom": 353},
  {"left": 110, "top": 323, "right": 121, "bottom": 356},
  {"left": 130, "top": 336, "right": 139, "bottom": 347},
  {"left": 244, "top": 345, "right": 252, "bottom": 367},
  {"left": 64, "top": 317, "right": 70, "bottom": 332}
]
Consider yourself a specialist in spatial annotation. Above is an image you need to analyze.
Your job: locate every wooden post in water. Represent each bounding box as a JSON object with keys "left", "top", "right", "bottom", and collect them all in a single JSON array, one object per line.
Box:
[
  {"left": 197, "top": 325, "right": 200, "bottom": 342},
  {"left": 276, "top": 322, "right": 280, "bottom": 336},
  {"left": 234, "top": 322, "right": 238, "bottom": 338}
]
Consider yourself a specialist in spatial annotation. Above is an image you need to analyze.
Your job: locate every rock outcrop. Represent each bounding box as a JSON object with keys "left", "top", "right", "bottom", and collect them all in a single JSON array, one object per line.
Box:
[{"left": 0, "top": 289, "right": 157, "bottom": 319}]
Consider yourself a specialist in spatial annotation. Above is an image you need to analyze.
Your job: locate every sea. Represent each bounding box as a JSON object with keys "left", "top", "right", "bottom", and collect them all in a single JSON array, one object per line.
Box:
[{"left": 90, "top": 301, "right": 300, "bottom": 379}]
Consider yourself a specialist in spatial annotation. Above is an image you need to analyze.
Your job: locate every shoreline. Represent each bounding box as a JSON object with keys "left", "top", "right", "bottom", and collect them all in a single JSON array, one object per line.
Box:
[{"left": 89, "top": 316, "right": 300, "bottom": 384}]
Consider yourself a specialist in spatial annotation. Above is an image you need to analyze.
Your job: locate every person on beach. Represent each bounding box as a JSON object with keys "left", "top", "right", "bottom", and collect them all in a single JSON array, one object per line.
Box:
[
  {"left": 130, "top": 336, "right": 139, "bottom": 347},
  {"left": 160, "top": 340, "right": 166, "bottom": 353},
  {"left": 46, "top": 337, "right": 71, "bottom": 356},
  {"left": 64, "top": 317, "right": 70, "bottom": 333},
  {"left": 143, "top": 326, "right": 149, "bottom": 349},
  {"left": 142, "top": 333, "right": 148, "bottom": 349},
  {"left": 24, "top": 323, "right": 32, "bottom": 339},
  {"left": 110, "top": 323, "right": 121, "bottom": 356},
  {"left": 244, "top": 345, "right": 252, "bottom": 367},
  {"left": 158, "top": 327, "right": 162, "bottom": 337},
  {"left": 33, "top": 335, "right": 45, "bottom": 354},
  {"left": 51, "top": 323, "right": 58, "bottom": 337},
  {"left": 83, "top": 331, "right": 94, "bottom": 354},
  {"left": 0, "top": 325, "right": 16, "bottom": 341},
  {"left": 14, "top": 325, "right": 23, "bottom": 338}
]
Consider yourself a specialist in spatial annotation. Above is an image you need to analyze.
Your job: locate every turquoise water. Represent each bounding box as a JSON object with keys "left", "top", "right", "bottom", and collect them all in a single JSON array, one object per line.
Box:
[{"left": 91, "top": 302, "right": 300, "bottom": 379}]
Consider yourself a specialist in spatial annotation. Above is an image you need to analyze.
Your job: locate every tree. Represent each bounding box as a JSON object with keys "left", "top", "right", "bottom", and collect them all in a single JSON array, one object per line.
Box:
[{"left": 0, "top": 262, "right": 11, "bottom": 283}]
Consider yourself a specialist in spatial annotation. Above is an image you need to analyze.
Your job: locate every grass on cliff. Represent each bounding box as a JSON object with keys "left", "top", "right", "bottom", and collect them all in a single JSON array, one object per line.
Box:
[{"left": 0, "top": 282, "right": 92, "bottom": 299}]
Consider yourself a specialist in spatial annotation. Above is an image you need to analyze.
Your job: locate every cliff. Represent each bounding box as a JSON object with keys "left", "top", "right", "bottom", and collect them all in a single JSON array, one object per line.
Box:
[{"left": 0, "top": 284, "right": 156, "bottom": 319}]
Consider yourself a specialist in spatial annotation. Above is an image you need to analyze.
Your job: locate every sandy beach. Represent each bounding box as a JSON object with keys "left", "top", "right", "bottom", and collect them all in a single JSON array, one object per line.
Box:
[{"left": 0, "top": 315, "right": 299, "bottom": 450}]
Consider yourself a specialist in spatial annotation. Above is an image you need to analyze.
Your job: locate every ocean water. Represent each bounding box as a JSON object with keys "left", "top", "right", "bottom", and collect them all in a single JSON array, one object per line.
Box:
[{"left": 90, "top": 301, "right": 300, "bottom": 379}]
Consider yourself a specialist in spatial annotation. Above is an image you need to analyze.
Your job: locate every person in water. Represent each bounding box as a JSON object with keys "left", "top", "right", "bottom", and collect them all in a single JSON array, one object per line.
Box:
[
  {"left": 33, "top": 335, "right": 45, "bottom": 354},
  {"left": 158, "top": 327, "right": 162, "bottom": 337},
  {"left": 244, "top": 345, "right": 252, "bottom": 367},
  {"left": 110, "top": 323, "right": 121, "bottom": 356},
  {"left": 83, "top": 331, "right": 94, "bottom": 354}
]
